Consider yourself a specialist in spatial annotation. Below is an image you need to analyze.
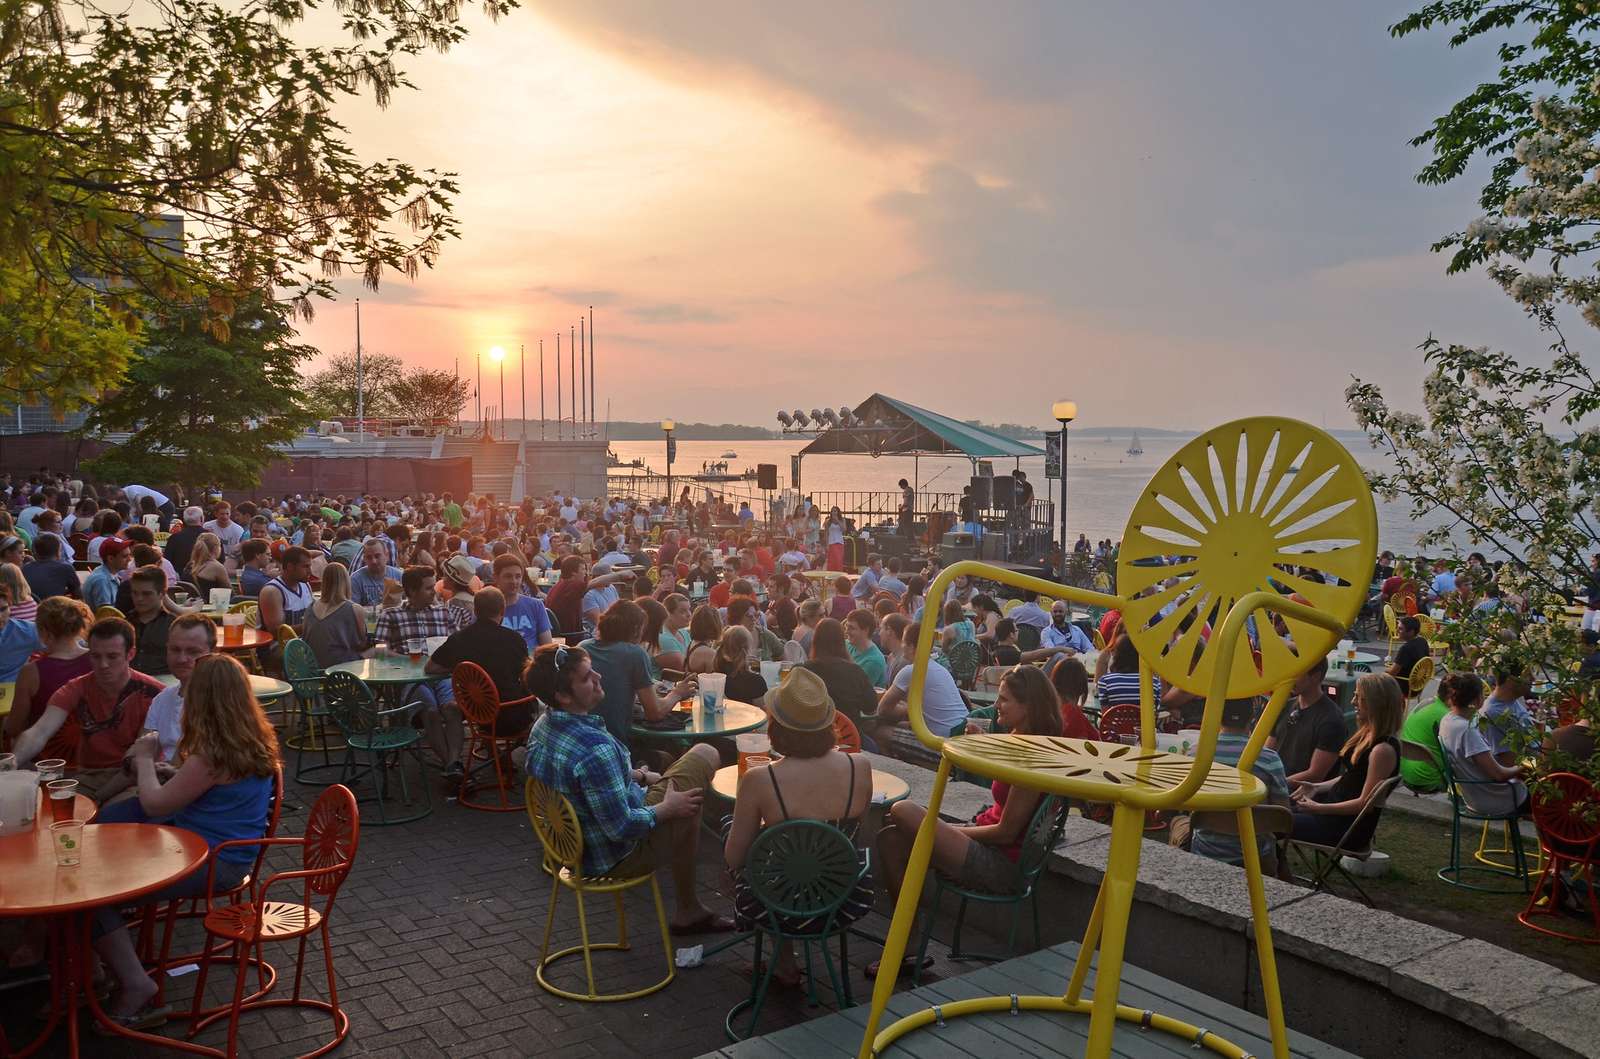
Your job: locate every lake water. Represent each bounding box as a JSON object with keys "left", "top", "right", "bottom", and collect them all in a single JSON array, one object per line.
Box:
[{"left": 609, "top": 433, "right": 1454, "bottom": 555}]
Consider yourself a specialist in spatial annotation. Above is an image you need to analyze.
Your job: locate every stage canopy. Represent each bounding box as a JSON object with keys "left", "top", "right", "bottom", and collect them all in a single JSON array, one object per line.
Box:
[{"left": 797, "top": 393, "right": 1043, "bottom": 461}]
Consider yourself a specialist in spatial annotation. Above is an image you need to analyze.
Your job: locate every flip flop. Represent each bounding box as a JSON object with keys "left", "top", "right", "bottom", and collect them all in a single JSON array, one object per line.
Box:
[
  {"left": 91, "top": 1002, "right": 171, "bottom": 1035},
  {"left": 670, "top": 912, "right": 737, "bottom": 935}
]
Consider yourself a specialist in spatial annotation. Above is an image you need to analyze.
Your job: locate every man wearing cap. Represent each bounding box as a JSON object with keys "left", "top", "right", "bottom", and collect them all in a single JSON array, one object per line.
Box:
[
  {"left": 82, "top": 537, "right": 133, "bottom": 610},
  {"left": 440, "top": 553, "right": 479, "bottom": 627},
  {"left": 522, "top": 642, "right": 732, "bottom": 934}
]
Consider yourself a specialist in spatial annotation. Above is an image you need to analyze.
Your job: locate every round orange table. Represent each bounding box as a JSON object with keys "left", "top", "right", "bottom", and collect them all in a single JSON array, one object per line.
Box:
[
  {"left": 0, "top": 820, "right": 215, "bottom": 1058},
  {"left": 215, "top": 627, "right": 274, "bottom": 653}
]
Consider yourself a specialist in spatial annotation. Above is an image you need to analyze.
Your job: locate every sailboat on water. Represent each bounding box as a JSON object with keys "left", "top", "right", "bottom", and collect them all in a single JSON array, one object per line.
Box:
[{"left": 1126, "top": 431, "right": 1144, "bottom": 456}]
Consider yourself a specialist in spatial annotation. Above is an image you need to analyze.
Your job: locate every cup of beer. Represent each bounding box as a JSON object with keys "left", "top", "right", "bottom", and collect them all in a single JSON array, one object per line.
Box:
[
  {"left": 51, "top": 819, "right": 84, "bottom": 867},
  {"left": 406, "top": 638, "right": 424, "bottom": 663},
  {"left": 221, "top": 611, "right": 245, "bottom": 645},
  {"left": 46, "top": 779, "right": 78, "bottom": 823},
  {"left": 736, "top": 732, "right": 772, "bottom": 777},
  {"left": 35, "top": 759, "right": 65, "bottom": 787}
]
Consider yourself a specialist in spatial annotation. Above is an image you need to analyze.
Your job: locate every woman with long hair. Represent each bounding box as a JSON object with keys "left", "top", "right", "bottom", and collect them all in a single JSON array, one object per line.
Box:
[
  {"left": 92, "top": 654, "right": 279, "bottom": 1026},
  {"left": 824, "top": 507, "right": 846, "bottom": 571},
  {"left": 304, "top": 560, "right": 368, "bottom": 667},
  {"left": 712, "top": 626, "right": 768, "bottom": 704},
  {"left": 798, "top": 617, "right": 878, "bottom": 727},
  {"left": 871, "top": 665, "right": 1064, "bottom": 977},
  {"left": 940, "top": 599, "right": 975, "bottom": 650},
  {"left": 1290, "top": 672, "right": 1403, "bottom": 845},
  {"left": 638, "top": 596, "right": 672, "bottom": 678},
  {"left": 970, "top": 594, "right": 1002, "bottom": 642},
  {"left": 5, "top": 596, "right": 91, "bottom": 743},
  {"left": 0, "top": 561, "right": 36, "bottom": 621},
  {"left": 186, "top": 531, "right": 231, "bottom": 598}
]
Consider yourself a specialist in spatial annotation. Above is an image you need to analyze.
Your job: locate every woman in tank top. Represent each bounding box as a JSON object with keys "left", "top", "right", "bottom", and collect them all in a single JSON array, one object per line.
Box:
[
  {"left": 303, "top": 561, "right": 368, "bottom": 668},
  {"left": 723, "top": 668, "right": 873, "bottom": 988},
  {"left": 91, "top": 654, "right": 278, "bottom": 1027},
  {"left": 186, "top": 532, "right": 232, "bottom": 599}
]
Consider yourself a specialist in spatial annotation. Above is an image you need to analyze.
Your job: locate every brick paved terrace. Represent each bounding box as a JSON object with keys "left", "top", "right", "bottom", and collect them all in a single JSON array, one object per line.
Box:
[{"left": 0, "top": 770, "right": 989, "bottom": 1059}]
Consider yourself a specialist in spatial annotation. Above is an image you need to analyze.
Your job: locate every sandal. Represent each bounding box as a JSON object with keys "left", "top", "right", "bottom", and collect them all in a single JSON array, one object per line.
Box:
[
  {"left": 864, "top": 954, "right": 934, "bottom": 980},
  {"left": 91, "top": 1002, "right": 171, "bottom": 1035}
]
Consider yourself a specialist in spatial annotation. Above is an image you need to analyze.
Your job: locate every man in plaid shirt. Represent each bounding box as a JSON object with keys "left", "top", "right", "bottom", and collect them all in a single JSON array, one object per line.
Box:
[
  {"left": 523, "top": 642, "right": 733, "bottom": 933},
  {"left": 376, "top": 566, "right": 470, "bottom": 780}
]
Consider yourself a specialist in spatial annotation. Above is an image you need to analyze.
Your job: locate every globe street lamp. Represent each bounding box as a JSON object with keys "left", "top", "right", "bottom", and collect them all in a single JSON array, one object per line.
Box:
[
  {"left": 1052, "top": 400, "right": 1077, "bottom": 575},
  {"left": 489, "top": 346, "right": 506, "bottom": 440},
  {"left": 661, "top": 420, "right": 676, "bottom": 513}
]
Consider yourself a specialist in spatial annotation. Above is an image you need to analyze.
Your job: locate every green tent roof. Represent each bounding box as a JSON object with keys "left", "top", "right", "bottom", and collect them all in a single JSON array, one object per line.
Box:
[{"left": 798, "top": 393, "right": 1044, "bottom": 459}]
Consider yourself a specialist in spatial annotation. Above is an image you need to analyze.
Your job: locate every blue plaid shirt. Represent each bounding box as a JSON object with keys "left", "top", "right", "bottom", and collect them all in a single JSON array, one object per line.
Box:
[{"left": 524, "top": 709, "right": 655, "bottom": 876}]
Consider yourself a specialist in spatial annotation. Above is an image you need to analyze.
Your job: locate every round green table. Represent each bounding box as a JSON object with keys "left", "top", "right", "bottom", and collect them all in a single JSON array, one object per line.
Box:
[
  {"left": 156, "top": 672, "right": 293, "bottom": 701},
  {"left": 326, "top": 656, "right": 445, "bottom": 685},
  {"left": 631, "top": 699, "right": 766, "bottom": 742},
  {"left": 710, "top": 762, "right": 909, "bottom": 805}
]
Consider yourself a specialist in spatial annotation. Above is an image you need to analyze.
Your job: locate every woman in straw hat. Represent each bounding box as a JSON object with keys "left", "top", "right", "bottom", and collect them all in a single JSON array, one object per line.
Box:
[
  {"left": 869, "top": 664, "right": 1064, "bottom": 979},
  {"left": 723, "top": 667, "right": 874, "bottom": 987}
]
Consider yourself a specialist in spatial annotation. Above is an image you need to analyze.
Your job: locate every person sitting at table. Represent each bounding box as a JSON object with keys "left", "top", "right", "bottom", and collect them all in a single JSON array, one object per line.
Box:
[
  {"left": 581, "top": 560, "right": 634, "bottom": 634},
  {"left": 185, "top": 532, "right": 232, "bottom": 601},
  {"left": 143, "top": 613, "right": 217, "bottom": 760},
  {"left": 1290, "top": 673, "right": 1403, "bottom": 845},
  {"left": 970, "top": 594, "right": 1002, "bottom": 642},
  {"left": 1265, "top": 655, "right": 1345, "bottom": 784},
  {"left": 899, "top": 575, "right": 927, "bottom": 622},
  {"left": 869, "top": 664, "right": 1061, "bottom": 978},
  {"left": 236, "top": 538, "right": 272, "bottom": 597},
  {"left": 713, "top": 626, "right": 768, "bottom": 705},
  {"left": 823, "top": 575, "right": 853, "bottom": 622},
  {"left": 1398, "top": 673, "right": 1454, "bottom": 793},
  {"left": 684, "top": 603, "right": 723, "bottom": 674},
  {"left": 872, "top": 621, "right": 970, "bottom": 744},
  {"left": 880, "top": 612, "right": 911, "bottom": 684},
  {"left": 723, "top": 668, "right": 874, "bottom": 986},
  {"left": 21, "top": 531, "right": 78, "bottom": 602},
  {"left": 988, "top": 618, "right": 1023, "bottom": 665},
  {"left": 523, "top": 642, "right": 733, "bottom": 934},
  {"left": 494, "top": 553, "right": 552, "bottom": 649},
  {"left": 1040, "top": 600, "right": 1092, "bottom": 654},
  {"left": 940, "top": 600, "right": 976, "bottom": 651},
  {"left": 91, "top": 653, "right": 279, "bottom": 1028},
  {"left": 638, "top": 597, "right": 673, "bottom": 678},
  {"left": 303, "top": 561, "right": 369, "bottom": 668},
  {"left": 1049, "top": 656, "right": 1100, "bottom": 740},
  {"left": 10, "top": 616, "right": 163, "bottom": 803},
  {"left": 126, "top": 567, "right": 174, "bottom": 677},
  {"left": 798, "top": 617, "right": 880, "bottom": 729},
  {"left": 376, "top": 565, "right": 468, "bottom": 781},
  {"left": 708, "top": 557, "right": 742, "bottom": 610},
  {"left": 259, "top": 545, "right": 314, "bottom": 640},
  {"left": 81, "top": 536, "right": 132, "bottom": 611},
  {"left": 1438, "top": 671, "right": 1529, "bottom": 815},
  {"left": 788, "top": 597, "right": 823, "bottom": 660},
  {"left": 1386, "top": 615, "right": 1430, "bottom": 682},
  {"left": 727, "top": 595, "right": 785, "bottom": 663},
  {"left": 844, "top": 608, "right": 887, "bottom": 687},
  {"left": 766, "top": 573, "right": 798, "bottom": 641},
  {"left": 580, "top": 599, "right": 697, "bottom": 744},
  {"left": 427, "top": 587, "right": 535, "bottom": 765},
  {"left": 4, "top": 595, "right": 91, "bottom": 746},
  {"left": 1008, "top": 591, "right": 1050, "bottom": 631},
  {"left": 655, "top": 592, "right": 692, "bottom": 662},
  {"left": 350, "top": 538, "right": 403, "bottom": 609}
]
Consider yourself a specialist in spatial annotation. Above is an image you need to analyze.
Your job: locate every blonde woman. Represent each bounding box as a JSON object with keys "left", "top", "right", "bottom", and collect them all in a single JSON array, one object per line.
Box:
[
  {"left": 1290, "top": 672, "right": 1402, "bottom": 846},
  {"left": 0, "top": 562, "right": 36, "bottom": 621},
  {"left": 92, "top": 654, "right": 279, "bottom": 1026},
  {"left": 187, "top": 531, "right": 231, "bottom": 599},
  {"left": 303, "top": 560, "right": 368, "bottom": 667}
]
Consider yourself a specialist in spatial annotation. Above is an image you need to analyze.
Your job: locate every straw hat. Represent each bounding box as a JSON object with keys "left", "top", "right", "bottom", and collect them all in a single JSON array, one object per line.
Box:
[
  {"left": 762, "top": 667, "right": 835, "bottom": 732},
  {"left": 441, "top": 553, "right": 478, "bottom": 589}
]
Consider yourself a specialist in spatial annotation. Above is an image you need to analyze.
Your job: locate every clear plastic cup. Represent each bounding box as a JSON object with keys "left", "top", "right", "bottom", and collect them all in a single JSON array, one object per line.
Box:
[
  {"left": 35, "top": 759, "right": 65, "bottom": 787},
  {"left": 736, "top": 732, "right": 772, "bottom": 776},
  {"left": 51, "top": 819, "right": 84, "bottom": 866},
  {"left": 0, "top": 754, "right": 14, "bottom": 772},
  {"left": 47, "top": 779, "right": 78, "bottom": 823},
  {"left": 699, "top": 672, "right": 726, "bottom": 713}
]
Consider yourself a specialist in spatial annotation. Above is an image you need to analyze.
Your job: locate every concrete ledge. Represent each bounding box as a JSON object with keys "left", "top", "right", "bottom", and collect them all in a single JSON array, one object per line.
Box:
[{"left": 1041, "top": 814, "right": 1590, "bottom": 1059}]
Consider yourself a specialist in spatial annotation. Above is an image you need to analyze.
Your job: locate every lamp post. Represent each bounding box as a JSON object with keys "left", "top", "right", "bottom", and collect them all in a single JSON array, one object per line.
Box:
[
  {"left": 1052, "top": 400, "right": 1077, "bottom": 575},
  {"left": 490, "top": 346, "right": 506, "bottom": 440},
  {"left": 661, "top": 419, "right": 676, "bottom": 512}
]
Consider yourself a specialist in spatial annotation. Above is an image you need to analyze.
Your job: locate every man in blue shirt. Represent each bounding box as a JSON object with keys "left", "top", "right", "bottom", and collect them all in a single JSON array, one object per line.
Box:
[
  {"left": 1040, "top": 601, "right": 1093, "bottom": 653},
  {"left": 82, "top": 538, "right": 133, "bottom": 610},
  {"left": 350, "top": 538, "right": 403, "bottom": 608},
  {"left": 0, "top": 580, "right": 41, "bottom": 683},
  {"left": 1482, "top": 671, "right": 1535, "bottom": 762},
  {"left": 522, "top": 643, "right": 730, "bottom": 932},
  {"left": 237, "top": 539, "right": 272, "bottom": 596},
  {"left": 876, "top": 557, "right": 907, "bottom": 599},
  {"left": 494, "top": 554, "right": 552, "bottom": 649},
  {"left": 851, "top": 555, "right": 882, "bottom": 603}
]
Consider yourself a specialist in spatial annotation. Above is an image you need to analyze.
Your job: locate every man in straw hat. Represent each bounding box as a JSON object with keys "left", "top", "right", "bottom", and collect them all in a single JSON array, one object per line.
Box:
[{"left": 523, "top": 642, "right": 735, "bottom": 934}]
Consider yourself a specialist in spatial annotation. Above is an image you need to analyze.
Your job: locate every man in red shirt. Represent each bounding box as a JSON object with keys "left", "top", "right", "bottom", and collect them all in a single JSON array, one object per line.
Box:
[
  {"left": 543, "top": 555, "right": 589, "bottom": 637},
  {"left": 11, "top": 616, "right": 164, "bottom": 803}
]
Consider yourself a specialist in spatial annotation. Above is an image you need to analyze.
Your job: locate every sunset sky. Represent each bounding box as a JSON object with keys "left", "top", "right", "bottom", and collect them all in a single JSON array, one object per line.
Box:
[{"left": 297, "top": 2, "right": 1538, "bottom": 431}]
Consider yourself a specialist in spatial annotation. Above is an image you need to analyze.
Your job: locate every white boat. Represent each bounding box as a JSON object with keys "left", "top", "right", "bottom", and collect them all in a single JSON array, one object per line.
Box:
[
  {"left": 720, "top": 450, "right": 738, "bottom": 459},
  {"left": 1126, "top": 432, "right": 1144, "bottom": 456}
]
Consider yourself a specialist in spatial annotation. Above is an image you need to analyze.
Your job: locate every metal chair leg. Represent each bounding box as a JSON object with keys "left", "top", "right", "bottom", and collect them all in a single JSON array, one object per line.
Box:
[{"left": 1083, "top": 803, "right": 1146, "bottom": 1057}]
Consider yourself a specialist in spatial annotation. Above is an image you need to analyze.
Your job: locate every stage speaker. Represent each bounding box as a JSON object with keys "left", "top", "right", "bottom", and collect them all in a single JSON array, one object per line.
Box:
[
  {"left": 968, "top": 475, "right": 992, "bottom": 509},
  {"left": 990, "top": 474, "right": 1015, "bottom": 510},
  {"left": 756, "top": 463, "right": 778, "bottom": 490}
]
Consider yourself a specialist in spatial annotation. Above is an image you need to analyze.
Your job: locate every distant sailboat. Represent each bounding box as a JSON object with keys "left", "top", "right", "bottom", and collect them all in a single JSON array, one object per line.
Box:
[{"left": 1126, "top": 431, "right": 1144, "bottom": 456}]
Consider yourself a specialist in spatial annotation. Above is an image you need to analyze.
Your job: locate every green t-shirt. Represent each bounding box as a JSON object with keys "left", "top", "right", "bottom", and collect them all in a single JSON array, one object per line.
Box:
[
  {"left": 443, "top": 502, "right": 464, "bottom": 530},
  {"left": 1399, "top": 699, "right": 1449, "bottom": 792},
  {"left": 848, "top": 641, "right": 887, "bottom": 687}
]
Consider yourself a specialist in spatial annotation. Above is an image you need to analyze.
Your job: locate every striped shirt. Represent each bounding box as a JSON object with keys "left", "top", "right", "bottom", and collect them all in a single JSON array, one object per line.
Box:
[{"left": 1095, "top": 671, "right": 1163, "bottom": 708}]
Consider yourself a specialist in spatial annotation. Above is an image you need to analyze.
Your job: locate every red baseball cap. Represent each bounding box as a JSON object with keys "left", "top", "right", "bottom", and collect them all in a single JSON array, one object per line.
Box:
[{"left": 99, "top": 538, "right": 132, "bottom": 560}]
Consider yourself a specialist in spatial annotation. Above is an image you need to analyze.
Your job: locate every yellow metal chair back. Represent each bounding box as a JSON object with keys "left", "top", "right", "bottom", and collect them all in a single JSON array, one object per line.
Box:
[
  {"left": 1383, "top": 602, "right": 1399, "bottom": 657},
  {"left": 864, "top": 417, "right": 1376, "bottom": 1059},
  {"left": 1409, "top": 655, "right": 1435, "bottom": 700}
]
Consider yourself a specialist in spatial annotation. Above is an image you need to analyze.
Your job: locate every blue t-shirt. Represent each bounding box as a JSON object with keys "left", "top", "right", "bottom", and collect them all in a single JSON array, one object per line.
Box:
[
  {"left": 1191, "top": 734, "right": 1288, "bottom": 865},
  {"left": 502, "top": 595, "right": 552, "bottom": 649},
  {"left": 579, "top": 638, "right": 652, "bottom": 744},
  {"left": 350, "top": 564, "right": 403, "bottom": 607},
  {"left": 173, "top": 774, "right": 274, "bottom": 866},
  {"left": 239, "top": 566, "right": 271, "bottom": 597},
  {"left": 0, "top": 618, "right": 41, "bottom": 683}
]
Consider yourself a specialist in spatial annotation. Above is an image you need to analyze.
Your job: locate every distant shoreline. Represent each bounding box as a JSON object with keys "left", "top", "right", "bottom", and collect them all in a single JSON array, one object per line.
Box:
[{"left": 487, "top": 419, "right": 1370, "bottom": 443}]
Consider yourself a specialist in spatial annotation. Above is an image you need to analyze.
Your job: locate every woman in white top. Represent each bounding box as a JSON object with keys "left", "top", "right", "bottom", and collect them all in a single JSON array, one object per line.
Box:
[{"left": 1437, "top": 672, "right": 1528, "bottom": 816}]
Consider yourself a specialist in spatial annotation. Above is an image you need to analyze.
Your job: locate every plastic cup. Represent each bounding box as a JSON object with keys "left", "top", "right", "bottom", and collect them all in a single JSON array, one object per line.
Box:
[
  {"left": 208, "top": 588, "right": 232, "bottom": 610},
  {"left": 374, "top": 643, "right": 389, "bottom": 659},
  {"left": 406, "top": 638, "right": 423, "bottom": 663},
  {"left": 736, "top": 732, "right": 771, "bottom": 777},
  {"left": 35, "top": 759, "right": 65, "bottom": 787},
  {"left": 0, "top": 754, "right": 14, "bottom": 772},
  {"left": 744, "top": 753, "right": 772, "bottom": 774},
  {"left": 51, "top": 819, "right": 84, "bottom": 866},
  {"left": 222, "top": 612, "right": 244, "bottom": 645},
  {"left": 759, "top": 661, "right": 780, "bottom": 687},
  {"left": 699, "top": 672, "right": 726, "bottom": 713},
  {"left": 47, "top": 779, "right": 78, "bottom": 822}
]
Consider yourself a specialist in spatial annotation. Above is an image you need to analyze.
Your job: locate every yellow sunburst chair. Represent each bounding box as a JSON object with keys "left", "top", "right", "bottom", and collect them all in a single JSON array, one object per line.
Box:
[{"left": 858, "top": 417, "right": 1375, "bottom": 1059}]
